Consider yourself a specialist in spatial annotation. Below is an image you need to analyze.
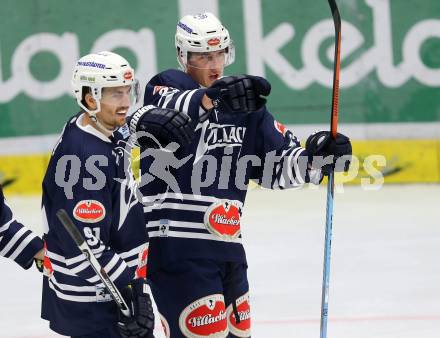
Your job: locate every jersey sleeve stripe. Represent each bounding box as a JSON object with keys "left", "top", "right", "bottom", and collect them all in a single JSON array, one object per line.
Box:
[
  {"left": 0, "top": 219, "right": 14, "bottom": 233},
  {"left": 0, "top": 226, "right": 28, "bottom": 257},
  {"left": 174, "top": 90, "right": 190, "bottom": 111},
  {"left": 182, "top": 89, "right": 198, "bottom": 113},
  {"left": 119, "top": 242, "right": 145, "bottom": 259},
  {"left": 8, "top": 232, "right": 38, "bottom": 261}
]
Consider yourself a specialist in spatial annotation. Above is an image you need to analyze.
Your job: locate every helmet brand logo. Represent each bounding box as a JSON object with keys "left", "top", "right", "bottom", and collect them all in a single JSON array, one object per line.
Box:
[
  {"left": 207, "top": 38, "right": 220, "bottom": 46},
  {"left": 77, "top": 61, "right": 106, "bottom": 69},
  {"left": 178, "top": 21, "right": 193, "bottom": 34},
  {"left": 123, "top": 71, "right": 132, "bottom": 80}
]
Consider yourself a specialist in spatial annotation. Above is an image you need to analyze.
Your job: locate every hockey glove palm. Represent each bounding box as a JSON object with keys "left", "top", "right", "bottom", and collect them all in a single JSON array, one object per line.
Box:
[
  {"left": 117, "top": 278, "right": 155, "bottom": 338},
  {"left": 128, "top": 105, "right": 195, "bottom": 149},
  {"left": 305, "top": 131, "right": 352, "bottom": 175},
  {"left": 206, "top": 75, "right": 271, "bottom": 113}
]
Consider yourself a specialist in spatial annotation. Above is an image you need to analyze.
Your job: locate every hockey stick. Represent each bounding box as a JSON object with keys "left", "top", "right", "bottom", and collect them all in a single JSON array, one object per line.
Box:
[
  {"left": 56, "top": 209, "right": 131, "bottom": 317},
  {"left": 320, "top": 1, "right": 341, "bottom": 338}
]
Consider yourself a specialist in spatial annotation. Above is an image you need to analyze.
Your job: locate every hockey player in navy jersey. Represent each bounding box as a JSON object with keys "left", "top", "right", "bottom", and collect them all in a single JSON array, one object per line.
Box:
[
  {"left": 39, "top": 51, "right": 189, "bottom": 338},
  {"left": 129, "top": 13, "right": 352, "bottom": 338},
  {"left": 0, "top": 184, "right": 44, "bottom": 268}
]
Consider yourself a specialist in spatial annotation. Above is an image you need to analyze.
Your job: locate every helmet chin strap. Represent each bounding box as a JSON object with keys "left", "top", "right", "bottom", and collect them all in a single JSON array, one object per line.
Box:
[{"left": 88, "top": 112, "right": 117, "bottom": 137}]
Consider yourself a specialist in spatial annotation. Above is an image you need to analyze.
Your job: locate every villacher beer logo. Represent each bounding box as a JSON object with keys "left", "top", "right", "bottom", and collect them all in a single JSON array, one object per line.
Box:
[
  {"left": 73, "top": 200, "right": 106, "bottom": 223},
  {"left": 204, "top": 200, "right": 242, "bottom": 241},
  {"left": 179, "top": 294, "right": 229, "bottom": 338},
  {"left": 227, "top": 293, "right": 251, "bottom": 337}
]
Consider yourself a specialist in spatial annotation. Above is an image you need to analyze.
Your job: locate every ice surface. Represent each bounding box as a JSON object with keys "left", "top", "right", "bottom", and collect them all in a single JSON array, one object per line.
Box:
[{"left": 1, "top": 184, "right": 439, "bottom": 337}]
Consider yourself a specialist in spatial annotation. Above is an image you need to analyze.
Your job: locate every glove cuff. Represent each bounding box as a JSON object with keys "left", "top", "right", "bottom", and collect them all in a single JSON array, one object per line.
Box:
[{"left": 129, "top": 105, "right": 157, "bottom": 135}]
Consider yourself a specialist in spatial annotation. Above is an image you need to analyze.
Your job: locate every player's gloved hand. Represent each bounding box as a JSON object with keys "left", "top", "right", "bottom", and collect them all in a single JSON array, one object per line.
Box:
[
  {"left": 205, "top": 75, "right": 271, "bottom": 113},
  {"left": 117, "top": 278, "right": 155, "bottom": 338},
  {"left": 35, "top": 258, "right": 44, "bottom": 272},
  {"left": 33, "top": 247, "right": 44, "bottom": 272},
  {"left": 305, "top": 131, "right": 352, "bottom": 175},
  {"left": 128, "top": 105, "right": 195, "bottom": 149}
]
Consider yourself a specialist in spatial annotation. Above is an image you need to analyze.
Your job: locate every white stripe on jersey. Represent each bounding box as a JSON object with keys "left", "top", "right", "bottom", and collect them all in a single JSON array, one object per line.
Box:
[
  {"left": 143, "top": 202, "right": 209, "bottom": 213},
  {"left": 70, "top": 261, "right": 91, "bottom": 275},
  {"left": 50, "top": 262, "right": 77, "bottom": 277},
  {"left": 157, "top": 90, "right": 167, "bottom": 107},
  {"left": 174, "top": 90, "right": 190, "bottom": 111},
  {"left": 0, "top": 227, "right": 27, "bottom": 257},
  {"left": 182, "top": 89, "right": 198, "bottom": 113},
  {"left": 86, "top": 274, "right": 100, "bottom": 284},
  {"left": 147, "top": 220, "right": 207, "bottom": 230},
  {"left": 148, "top": 230, "right": 242, "bottom": 244},
  {"left": 278, "top": 147, "right": 304, "bottom": 188},
  {"left": 142, "top": 193, "right": 243, "bottom": 206},
  {"left": 108, "top": 260, "right": 127, "bottom": 282},
  {"left": 50, "top": 275, "right": 96, "bottom": 293},
  {"left": 0, "top": 219, "right": 13, "bottom": 233},
  {"left": 103, "top": 254, "right": 120, "bottom": 273},
  {"left": 8, "top": 232, "right": 38, "bottom": 260},
  {"left": 48, "top": 280, "right": 101, "bottom": 303},
  {"left": 292, "top": 147, "right": 306, "bottom": 185},
  {"left": 46, "top": 250, "right": 86, "bottom": 267},
  {"left": 126, "top": 258, "right": 139, "bottom": 268},
  {"left": 162, "top": 91, "right": 176, "bottom": 108},
  {"left": 119, "top": 243, "right": 145, "bottom": 260},
  {"left": 86, "top": 255, "right": 128, "bottom": 285}
]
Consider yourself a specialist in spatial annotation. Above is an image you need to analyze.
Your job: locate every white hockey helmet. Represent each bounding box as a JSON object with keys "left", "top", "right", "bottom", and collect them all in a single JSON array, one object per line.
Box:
[
  {"left": 175, "top": 12, "right": 235, "bottom": 70},
  {"left": 71, "top": 51, "right": 140, "bottom": 116}
]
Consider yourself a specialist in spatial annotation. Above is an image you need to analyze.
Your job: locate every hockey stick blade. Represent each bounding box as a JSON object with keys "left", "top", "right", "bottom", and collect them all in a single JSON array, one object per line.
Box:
[{"left": 56, "top": 209, "right": 131, "bottom": 317}]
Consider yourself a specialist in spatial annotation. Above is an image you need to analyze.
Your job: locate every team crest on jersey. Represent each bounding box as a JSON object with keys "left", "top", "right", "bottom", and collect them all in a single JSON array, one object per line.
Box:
[
  {"left": 179, "top": 294, "right": 228, "bottom": 338},
  {"left": 226, "top": 293, "right": 251, "bottom": 337},
  {"left": 274, "top": 120, "right": 287, "bottom": 136},
  {"left": 204, "top": 200, "right": 242, "bottom": 241},
  {"left": 73, "top": 200, "right": 106, "bottom": 223}
]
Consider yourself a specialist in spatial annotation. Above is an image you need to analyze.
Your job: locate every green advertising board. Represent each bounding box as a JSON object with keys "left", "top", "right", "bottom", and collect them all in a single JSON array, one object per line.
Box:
[{"left": 0, "top": 0, "right": 439, "bottom": 139}]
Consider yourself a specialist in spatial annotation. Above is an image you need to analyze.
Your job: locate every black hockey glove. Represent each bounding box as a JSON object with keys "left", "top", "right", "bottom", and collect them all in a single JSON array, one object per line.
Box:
[
  {"left": 205, "top": 75, "right": 271, "bottom": 113},
  {"left": 117, "top": 279, "right": 155, "bottom": 338},
  {"left": 305, "top": 131, "right": 352, "bottom": 175},
  {"left": 128, "top": 105, "right": 195, "bottom": 149}
]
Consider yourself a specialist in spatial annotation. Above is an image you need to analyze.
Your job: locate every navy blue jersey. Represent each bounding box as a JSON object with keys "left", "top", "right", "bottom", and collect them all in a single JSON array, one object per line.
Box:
[
  {"left": 41, "top": 113, "right": 149, "bottom": 336},
  {"left": 141, "top": 69, "right": 321, "bottom": 271},
  {"left": 0, "top": 186, "right": 43, "bottom": 268}
]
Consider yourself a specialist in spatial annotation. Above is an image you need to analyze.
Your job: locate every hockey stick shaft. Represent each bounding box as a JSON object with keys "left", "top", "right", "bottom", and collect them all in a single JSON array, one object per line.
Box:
[
  {"left": 320, "top": 1, "right": 341, "bottom": 338},
  {"left": 56, "top": 209, "right": 131, "bottom": 317}
]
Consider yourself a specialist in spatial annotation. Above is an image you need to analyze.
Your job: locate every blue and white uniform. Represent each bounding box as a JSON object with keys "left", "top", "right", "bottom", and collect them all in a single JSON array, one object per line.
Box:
[
  {"left": 0, "top": 186, "right": 43, "bottom": 269},
  {"left": 41, "top": 112, "right": 149, "bottom": 337},
  {"left": 140, "top": 69, "right": 321, "bottom": 338}
]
